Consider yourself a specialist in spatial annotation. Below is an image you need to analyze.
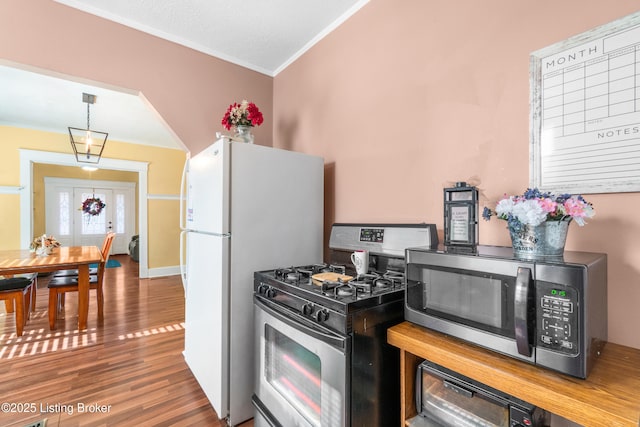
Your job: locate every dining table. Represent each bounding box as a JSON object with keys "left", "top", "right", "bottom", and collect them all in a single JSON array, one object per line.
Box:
[{"left": 0, "top": 245, "right": 103, "bottom": 331}]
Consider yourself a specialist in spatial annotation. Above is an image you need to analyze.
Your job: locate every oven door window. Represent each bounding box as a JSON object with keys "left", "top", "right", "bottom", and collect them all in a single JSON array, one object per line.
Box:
[
  {"left": 265, "top": 324, "right": 322, "bottom": 427},
  {"left": 406, "top": 266, "right": 515, "bottom": 338}
]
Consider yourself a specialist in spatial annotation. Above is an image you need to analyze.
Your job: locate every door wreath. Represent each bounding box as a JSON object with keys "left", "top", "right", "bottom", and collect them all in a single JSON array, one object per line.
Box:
[{"left": 81, "top": 196, "right": 106, "bottom": 216}]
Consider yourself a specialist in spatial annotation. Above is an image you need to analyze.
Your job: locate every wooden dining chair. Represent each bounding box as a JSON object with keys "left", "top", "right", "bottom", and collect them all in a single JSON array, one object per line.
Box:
[
  {"left": 47, "top": 232, "right": 115, "bottom": 330},
  {"left": 51, "top": 232, "right": 115, "bottom": 277},
  {"left": 0, "top": 274, "right": 36, "bottom": 336},
  {"left": 2, "top": 272, "right": 37, "bottom": 315}
]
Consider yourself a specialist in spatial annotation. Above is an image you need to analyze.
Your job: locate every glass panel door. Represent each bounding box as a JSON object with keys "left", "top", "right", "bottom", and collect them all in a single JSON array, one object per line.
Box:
[
  {"left": 254, "top": 298, "right": 347, "bottom": 427},
  {"left": 74, "top": 188, "right": 113, "bottom": 248},
  {"left": 44, "top": 178, "right": 136, "bottom": 254},
  {"left": 406, "top": 265, "right": 516, "bottom": 337},
  {"left": 265, "top": 324, "right": 322, "bottom": 427},
  {"left": 419, "top": 366, "right": 509, "bottom": 426}
]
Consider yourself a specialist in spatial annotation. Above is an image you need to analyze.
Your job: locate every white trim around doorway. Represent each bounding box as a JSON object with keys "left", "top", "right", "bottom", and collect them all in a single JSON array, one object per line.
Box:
[{"left": 19, "top": 149, "right": 151, "bottom": 278}]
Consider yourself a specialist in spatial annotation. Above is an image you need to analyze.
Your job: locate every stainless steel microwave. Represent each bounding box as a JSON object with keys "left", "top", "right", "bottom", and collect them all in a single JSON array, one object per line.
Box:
[{"left": 405, "top": 245, "right": 607, "bottom": 379}]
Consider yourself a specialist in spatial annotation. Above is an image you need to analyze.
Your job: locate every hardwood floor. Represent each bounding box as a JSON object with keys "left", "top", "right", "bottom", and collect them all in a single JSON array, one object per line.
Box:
[{"left": 0, "top": 255, "right": 253, "bottom": 427}]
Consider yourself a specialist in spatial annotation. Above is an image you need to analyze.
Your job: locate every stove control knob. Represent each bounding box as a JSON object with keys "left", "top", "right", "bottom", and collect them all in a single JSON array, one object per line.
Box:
[
  {"left": 315, "top": 309, "right": 329, "bottom": 322},
  {"left": 265, "top": 288, "right": 277, "bottom": 298},
  {"left": 257, "top": 284, "right": 269, "bottom": 295},
  {"left": 302, "top": 303, "right": 314, "bottom": 315}
]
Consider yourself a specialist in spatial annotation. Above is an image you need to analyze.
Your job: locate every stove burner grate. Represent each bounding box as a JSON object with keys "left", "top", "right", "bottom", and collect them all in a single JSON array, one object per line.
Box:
[
  {"left": 270, "top": 265, "right": 406, "bottom": 301},
  {"left": 275, "top": 264, "right": 347, "bottom": 283}
]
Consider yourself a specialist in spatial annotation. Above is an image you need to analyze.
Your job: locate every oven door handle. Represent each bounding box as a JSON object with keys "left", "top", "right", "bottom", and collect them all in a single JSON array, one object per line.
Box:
[{"left": 254, "top": 295, "right": 347, "bottom": 351}]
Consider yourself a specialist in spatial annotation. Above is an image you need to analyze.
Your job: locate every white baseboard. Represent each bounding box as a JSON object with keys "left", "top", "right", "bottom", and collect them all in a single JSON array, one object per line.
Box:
[{"left": 147, "top": 265, "right": 181, "bottom": 278}]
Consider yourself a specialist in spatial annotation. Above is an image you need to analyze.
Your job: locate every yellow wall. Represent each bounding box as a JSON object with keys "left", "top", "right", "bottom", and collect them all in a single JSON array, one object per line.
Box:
[
  {"left": 0, "top": 194, "right": 21, "bottom": 247},
  {"left": 148, "top": 199, "right": 181, "bottom": 268},
  {"left": 0, "top": 125, "right": 186, "bottom": 269}
]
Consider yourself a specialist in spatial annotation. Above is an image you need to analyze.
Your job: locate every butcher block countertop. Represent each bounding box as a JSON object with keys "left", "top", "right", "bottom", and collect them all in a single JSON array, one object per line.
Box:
[{"left": 387, "top": 321, "right": 640, "bottom": 427}]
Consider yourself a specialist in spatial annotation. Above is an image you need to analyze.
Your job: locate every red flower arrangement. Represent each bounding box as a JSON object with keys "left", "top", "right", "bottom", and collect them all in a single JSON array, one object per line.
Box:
[{"left": 221, "top": 100, "right": 264, "bottom": 130}]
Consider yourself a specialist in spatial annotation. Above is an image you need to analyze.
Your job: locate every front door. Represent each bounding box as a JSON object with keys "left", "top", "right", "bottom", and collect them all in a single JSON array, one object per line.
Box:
[
  {"left": 45, "top": 178, "right": 135, "bottom": 254},
  {"left": 74, "top": 188, "right": 113, "bottom": 248}
]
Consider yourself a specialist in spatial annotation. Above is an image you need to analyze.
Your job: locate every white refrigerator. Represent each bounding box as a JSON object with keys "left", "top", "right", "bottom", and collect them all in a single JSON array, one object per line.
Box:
[{"left": 179, "top": 138, "right": 324, "bottom": 426}]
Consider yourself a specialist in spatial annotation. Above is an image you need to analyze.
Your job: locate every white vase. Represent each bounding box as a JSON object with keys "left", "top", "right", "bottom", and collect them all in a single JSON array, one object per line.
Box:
[
  {"left": 35, "top": 246, "right": 52, "bottom": 256},
  {"left": 234, "top": 125, "right": 254, "bottom": 143}
]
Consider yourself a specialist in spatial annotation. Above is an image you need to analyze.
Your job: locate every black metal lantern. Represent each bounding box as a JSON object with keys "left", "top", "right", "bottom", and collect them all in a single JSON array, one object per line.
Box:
[
  {"left": 68, "top": 93, "right": 108, "bottom": 165},
  {"left": 444, "top": 182, "right": 478, "bottom": 250}
]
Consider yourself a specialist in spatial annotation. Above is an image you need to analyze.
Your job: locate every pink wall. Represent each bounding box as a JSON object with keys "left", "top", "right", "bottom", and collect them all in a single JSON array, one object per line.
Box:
[
  {"left": 274, "top": 0, "right": 640, "bottom": 349},
  {"left": 0, "top": 0, "right": 273, "bottom": 155},
  {"left": 2, "top": 0, "right": 639, "bottom": 349}
]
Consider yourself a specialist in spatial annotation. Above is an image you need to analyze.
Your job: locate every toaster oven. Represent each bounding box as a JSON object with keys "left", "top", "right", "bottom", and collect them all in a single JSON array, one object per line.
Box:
[{"left": 414, "top": 359, "right": 549, "bottom": 427}]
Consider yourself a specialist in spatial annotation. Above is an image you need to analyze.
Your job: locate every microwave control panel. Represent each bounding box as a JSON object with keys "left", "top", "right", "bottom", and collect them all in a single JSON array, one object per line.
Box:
[{"left": 536, "top": 283, "right": 579, "bottom": 355}]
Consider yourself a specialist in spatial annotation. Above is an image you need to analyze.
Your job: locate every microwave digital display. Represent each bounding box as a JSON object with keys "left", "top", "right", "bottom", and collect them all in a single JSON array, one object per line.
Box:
[{"left": 360, "top": 228, "right": 384, "bottom": 243}]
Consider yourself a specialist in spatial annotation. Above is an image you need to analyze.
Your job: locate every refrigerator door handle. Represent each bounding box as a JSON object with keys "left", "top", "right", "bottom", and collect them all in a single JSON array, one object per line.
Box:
[
  {"left": 180, "top": 230, "right": 188, "bottom": 291},
  {"left": 193, "top": 230, "right": 231, "bottom": 238},
  {"left": 179, "top": 155, "right": 189, "bottom": 230}
]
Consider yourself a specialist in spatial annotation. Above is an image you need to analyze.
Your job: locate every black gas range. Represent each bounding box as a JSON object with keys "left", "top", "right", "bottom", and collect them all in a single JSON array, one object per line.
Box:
[
  {"left": 255, "top": 262, "right": 406, "bottom": 334},
  {"left": 252, "top": 223, "right": 438, "bottom": 427}
]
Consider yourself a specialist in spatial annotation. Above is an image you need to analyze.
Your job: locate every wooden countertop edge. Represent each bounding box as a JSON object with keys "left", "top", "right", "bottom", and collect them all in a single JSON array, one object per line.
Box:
[{"left": 388, "top": 322, "right": 640, "bottom": 427}]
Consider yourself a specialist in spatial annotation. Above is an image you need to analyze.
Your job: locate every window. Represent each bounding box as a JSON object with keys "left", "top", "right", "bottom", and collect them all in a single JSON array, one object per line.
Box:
[
  {"left": 58, "top": 192, "right": 70, "bottom": 235},
  {"left": 116, "top": 193, "right": 125, "bottom": 233}
]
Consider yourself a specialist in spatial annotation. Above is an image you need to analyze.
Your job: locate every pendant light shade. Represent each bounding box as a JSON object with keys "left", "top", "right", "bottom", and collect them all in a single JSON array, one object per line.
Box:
[{"left": 68, "top": 93, "right": 108, "bottom": 164}]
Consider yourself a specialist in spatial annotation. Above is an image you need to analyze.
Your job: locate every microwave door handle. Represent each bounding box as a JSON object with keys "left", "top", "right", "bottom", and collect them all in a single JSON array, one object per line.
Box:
[{"left": 514, "top": 267, "right": 533, "bottom": 357}]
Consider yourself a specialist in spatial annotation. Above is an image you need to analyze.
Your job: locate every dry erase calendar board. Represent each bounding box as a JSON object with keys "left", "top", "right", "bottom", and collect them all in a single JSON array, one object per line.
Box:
[{"left": 530, "top": 11, "right": 640, "bottom": 194}]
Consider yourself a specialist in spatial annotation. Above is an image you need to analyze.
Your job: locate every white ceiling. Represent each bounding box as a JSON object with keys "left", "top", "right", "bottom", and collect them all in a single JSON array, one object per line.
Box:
[
  {"left": 1, "top": 0, "right": 368, "bottom": 150},
  {"left": 0, "top": 63, "right": 181, "bottom": 149}
]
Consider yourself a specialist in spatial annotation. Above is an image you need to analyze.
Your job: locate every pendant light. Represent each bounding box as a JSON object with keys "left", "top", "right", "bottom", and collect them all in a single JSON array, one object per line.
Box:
[{"left": 68, "top": 93, "right": 108, "bottom": 165}]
